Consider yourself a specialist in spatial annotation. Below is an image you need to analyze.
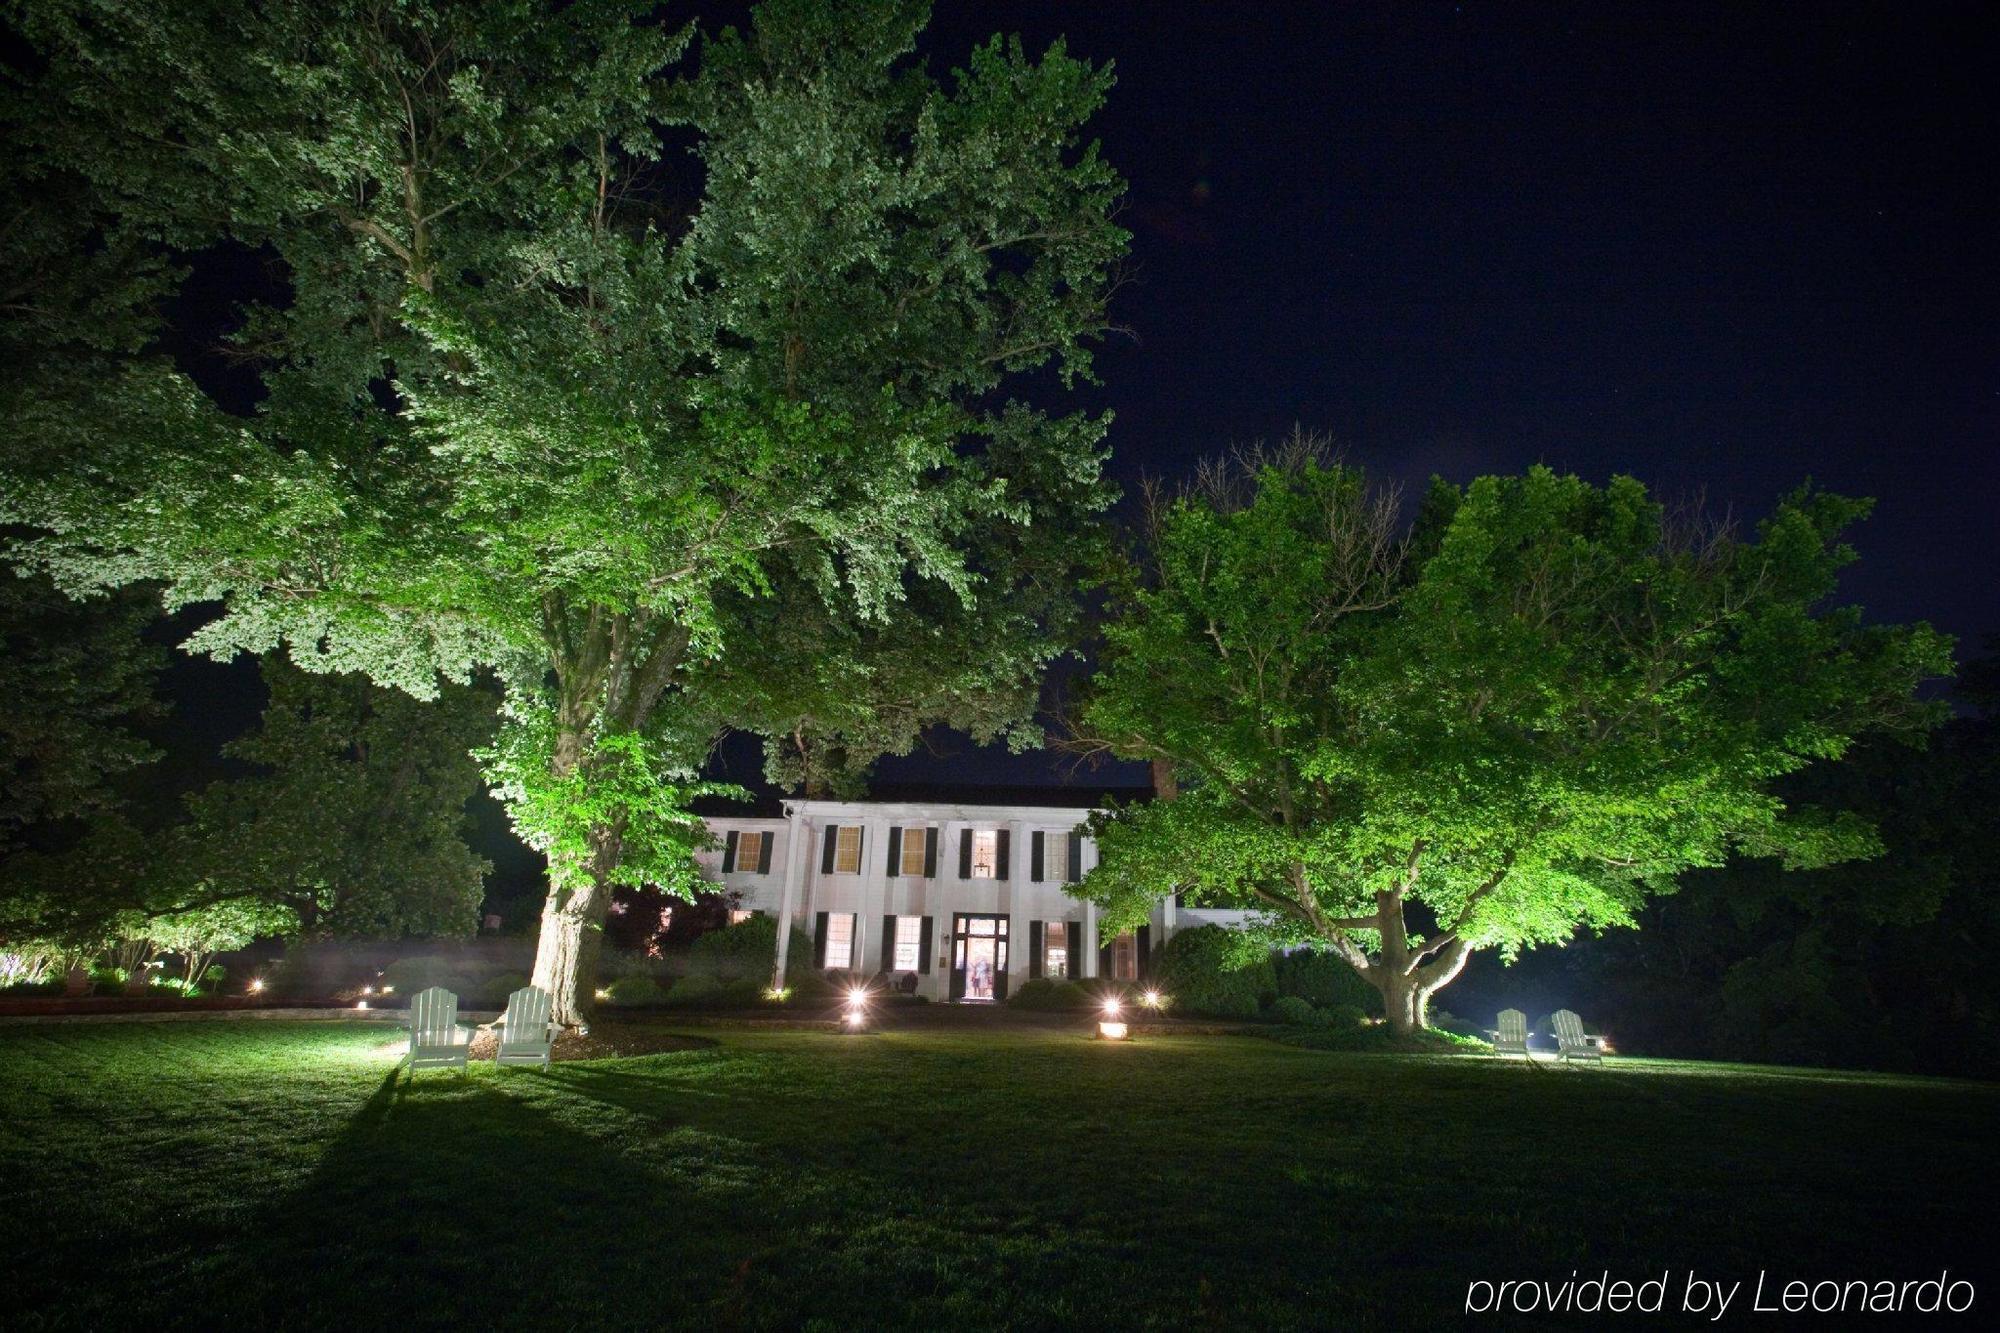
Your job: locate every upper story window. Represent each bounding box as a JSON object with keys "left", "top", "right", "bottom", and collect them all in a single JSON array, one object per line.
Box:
[
  {"left": 832, "top": 825, "right": 862, "bottom": 874},
  {"left": 735, "top": 831, "right": 765, "bottom": 872},
  {"left": 722, "top": 829, "right": 769, "bottom": 874},
  {"left": 970, "top": 829, "right": 999, "bottom": 878},
  {"left": 899, "top": 831, "right": 928, "bottom": 876}
]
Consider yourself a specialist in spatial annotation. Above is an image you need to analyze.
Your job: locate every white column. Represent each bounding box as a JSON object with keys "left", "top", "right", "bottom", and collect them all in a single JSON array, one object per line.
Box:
[
  {"left": 771, "top": 802, "right": 809, "bottom": 990},
  {"left": 855, "top": 815, "right": 889, "bottom": 975},
  {"left": 1006, "top": 817, "right": 1031, "bottom": 991},
  {"left": 1082, "top": 900, "right": 1099, "bottom": 979},
  {"left": 1162, "top": 889, "right": 1179, "bottom": 944}
]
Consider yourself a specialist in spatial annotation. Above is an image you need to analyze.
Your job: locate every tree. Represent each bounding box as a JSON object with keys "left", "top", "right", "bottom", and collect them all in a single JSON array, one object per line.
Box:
[
  {"left": 1072, "top": 438, "right": 1951, "bottom": 1032},
  {"left": 1, "top": 0, "right": 1127, "bottom": 1023},
  {"left": 167, "top": 658, "right": 495, "bottom": 940}
]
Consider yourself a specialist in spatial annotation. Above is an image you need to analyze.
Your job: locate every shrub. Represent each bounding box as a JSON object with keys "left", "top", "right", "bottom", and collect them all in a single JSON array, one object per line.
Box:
[
  {"left": 1428, "top": 1008, "right": 1487, "bottom": 1040},
  {"left": 1322, "top": 1002, "right": 1369, "bottom": 1029},
  {"left": 604, "top": 975, "right": 667, "bottom": 1007},
  {"left": 380, "top": 956, "right": 453, "bottom": 995},
  {"left": 1152, "top": 925, "right": 1275, "bottom": 1020},
  {"left": 470, "top": 971, "right": 532, "bottom": 1005},
  {"left": 714, "top": 978, "right": 764, "bottom": 1009},
  {"left": 662, "top": 974, "right": 718, "bottom": 1007},
  {"left": 1272, "top": 948, "right": 1381, "bottom": 1015},
  {"left": 1010, "top": 977, "right": 1093, "bottom": 1011},
  {"left": 1269, "top": 995, "right": 1319, "bottom": 1026}
]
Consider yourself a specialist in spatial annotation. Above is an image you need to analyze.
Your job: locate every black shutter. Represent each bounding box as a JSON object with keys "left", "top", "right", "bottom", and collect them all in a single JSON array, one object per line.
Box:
[
  {"left": 881, "top": 915, "right": 896, "bottom": 973},
  {"left": 959, "top": 828, "right": 973, "bottom": 879},
  {"left": 887, "top": 827, "right": 903, "bottom": 875},
  {"left": 821, "top": 827, "right": 838, "bottom": 875},
  {"left": 756, "top": 834, "right": 773, "bottom": 874},
  {"left": 1100, "top": 938, "right": 1114, "bottom": 978},
  {"left": 1029, "top": 921, "right": 1044, "bottom": 978},
  {"left": 923, "top": 827, "right": 939, "bottom": 877},
  {"left": 918, "top": 916, "right": 934, "bottom": 974},
  {"left": 997, "top": 829, "right": 1010, "bottom": 880},
  {"left": 1067, "top": 831, "right": 1083, "bottom": 881},
  {"left": 721, "top": 830, "right": 739, "bottom": 873},
  {"left": 1031, "top": 831, "right": 1045, "bottom": 882},
  {"left": 1136, "top": 925, "right": 1151, "bottom": 979},
  {"left": 814, "top": 912, "right": 830, "bottom": 968}
]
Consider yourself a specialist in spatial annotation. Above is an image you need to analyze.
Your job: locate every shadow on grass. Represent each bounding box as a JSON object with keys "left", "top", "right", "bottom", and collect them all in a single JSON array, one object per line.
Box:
[{"left": 219, "top": 1059, "right": 778, "bottom": 1330}]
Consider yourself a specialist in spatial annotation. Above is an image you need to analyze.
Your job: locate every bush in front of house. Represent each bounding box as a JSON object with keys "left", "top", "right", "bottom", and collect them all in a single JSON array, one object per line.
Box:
[
  {"left": 1009, "top": 977, "right": 1093, "bottom": 1011},
  {"left": 1323, "top": 1002, "right": 1370, "bottom": 1029},
  {"left": 604, "top": 975, "right": 667, "bottom": 1007},
  {"left": 1269, "top": 995, "right": 1319, "bottom": 1025},
  {"left": 1152, "top": 925, "right": 1276, "bottom": 1020},
  {"left": 1271, "top": 947, "right": 1382, "bottom": 1016}
]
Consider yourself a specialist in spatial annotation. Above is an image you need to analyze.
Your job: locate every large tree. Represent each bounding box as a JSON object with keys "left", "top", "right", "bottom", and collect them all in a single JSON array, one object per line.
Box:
[
  {"left": 1072, "top": 439, "right": 1951, "bottom": 1031},
  {"left": 1, "top": 0, "right": 1126, "bottom": 1022}
]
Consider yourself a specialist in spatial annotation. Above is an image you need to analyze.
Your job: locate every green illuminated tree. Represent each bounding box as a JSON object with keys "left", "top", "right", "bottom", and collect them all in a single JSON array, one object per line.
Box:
[
  {"left": 1, "top": 0, "right": 1126, "bottom": 1022},
  {"left": 1072, "top": 438, "right": 1952, "bottom": 1032}
]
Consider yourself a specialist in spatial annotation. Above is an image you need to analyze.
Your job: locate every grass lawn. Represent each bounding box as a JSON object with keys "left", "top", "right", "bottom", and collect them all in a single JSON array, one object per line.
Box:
[{"left": 2, "top": 1021, "right": 1994, "bottom": 1329}]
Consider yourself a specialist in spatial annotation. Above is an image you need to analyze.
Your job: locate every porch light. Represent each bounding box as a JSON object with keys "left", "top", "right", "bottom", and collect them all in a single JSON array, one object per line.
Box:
[
  {"left": 247, "top": 978, "right": 265, "bottom": 995},
  {"left": 1141, "top": 990, "right": 1164, "bottom": 1010}
]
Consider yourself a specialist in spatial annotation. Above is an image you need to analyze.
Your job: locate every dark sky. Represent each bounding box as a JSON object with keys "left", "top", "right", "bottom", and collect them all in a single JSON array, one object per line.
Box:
[
  {"left": 876, "top": 0, "right": 1999, "bottom": 788},
  {"left": 144, "top": 2, "right": 2000, "bottom": 856}
]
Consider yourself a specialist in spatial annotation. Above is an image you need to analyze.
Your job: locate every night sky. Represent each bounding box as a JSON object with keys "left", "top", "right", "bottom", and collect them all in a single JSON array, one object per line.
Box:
[
  {"left": 150, "top": 2, "right": 2000, "bottom": 881},
  {"left": 874, "top": 0, "right": 2000, "bottom": 789}
]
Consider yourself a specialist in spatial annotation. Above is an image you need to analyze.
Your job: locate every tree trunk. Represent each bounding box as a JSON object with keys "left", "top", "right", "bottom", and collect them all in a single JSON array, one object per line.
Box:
[
  {"left": 1334, "top": 891, "right": 1477, "bottom": 1035},
  {"left": 531, "top": 823, "right": 620, "bottom": 1028}
]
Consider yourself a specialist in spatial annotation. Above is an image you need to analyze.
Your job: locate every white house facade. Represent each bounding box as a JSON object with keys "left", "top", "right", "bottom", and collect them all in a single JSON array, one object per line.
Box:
[{"left": 693, "top": 798, "right": 1250, "bottom": 1002}]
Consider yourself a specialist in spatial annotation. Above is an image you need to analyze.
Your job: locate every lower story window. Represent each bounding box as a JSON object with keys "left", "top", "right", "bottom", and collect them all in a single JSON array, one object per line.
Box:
[
  {"left": 823, "top": 912, "right": 855, "bottom": 970},
  {"left": 1045, "top": 921, "right": 1069, "bottom": 979},
  {"left": 1111, "top": 931, "right": 1138, "bottom": 980},
  {"left": 729, "top": 909, "right": 756, "bottom": 926},
  {"left": 893, "top": 915, "right": 923, "bottom": 972}
]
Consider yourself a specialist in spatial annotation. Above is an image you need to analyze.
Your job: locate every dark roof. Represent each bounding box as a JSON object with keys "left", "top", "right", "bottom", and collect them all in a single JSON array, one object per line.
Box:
[{"left": 690, "top": 781, "right": 1154, "bottom": 819}]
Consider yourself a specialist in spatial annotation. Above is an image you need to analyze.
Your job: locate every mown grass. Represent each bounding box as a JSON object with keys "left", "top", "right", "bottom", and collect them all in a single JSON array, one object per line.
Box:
[{"left": 1, "top": 1021, "right": 1993, "bottom": 1330}]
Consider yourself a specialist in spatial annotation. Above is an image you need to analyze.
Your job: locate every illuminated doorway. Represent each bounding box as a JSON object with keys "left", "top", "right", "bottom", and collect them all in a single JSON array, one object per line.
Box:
[{"left": 950, "top": 914, "right": 1010, "bottom": 1001}]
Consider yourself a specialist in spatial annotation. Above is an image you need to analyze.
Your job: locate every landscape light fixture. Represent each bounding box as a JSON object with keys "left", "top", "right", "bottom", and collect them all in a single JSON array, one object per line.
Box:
[
  {"left": 1098, "top": 995, "right": 1128, "bottom": 1041},
  {"left": 246, "top": 978, "right": 265, "bottom": 995},
  {"left": 842, "top": 988, "right": 868, "bottom": 1032}
]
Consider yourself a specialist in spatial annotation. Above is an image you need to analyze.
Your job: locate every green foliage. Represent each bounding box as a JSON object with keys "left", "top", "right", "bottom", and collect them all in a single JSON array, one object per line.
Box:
[
  {"left": 1269, "top": 995, "right": 1318, "bottom": 1026},
  {"left": 172, "top": 659, "right": 495, "bottom": 939},
  {"left": 605, "top": 975, "right": 668, "bottom": 1007},
  {"left": 1008, "top": 976, "right": 1093, "bottom": 1011},
  {"left": 1076, "top": 437, "right": 1952, "bottom": 1026},
  {"left": 1152, "top": 925, "right": 1277, "bottom": 1020},
  {"left": 682, "top": 914, "right": 807, "bottom": 985},
  {"left": 1323, "top": 1003, "right": 1370, "bottom": 1029},
  {"left": 1272, "top": 948, "right": 1381, "bottom": 1015}
]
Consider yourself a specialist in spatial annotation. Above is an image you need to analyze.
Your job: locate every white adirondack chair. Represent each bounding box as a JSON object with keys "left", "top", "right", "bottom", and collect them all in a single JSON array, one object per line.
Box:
[
  {"left": 1492, "top": 1008, "right": 1530, "bottom": 1057},
  {"left": 494, "top": 984, "right": 556, "bottom": 1069},
  {"left": 1552, "top": 1008, "right": 1603, "bottom": 1062},
  {"left": 402, "top": 985, "right": 472, "bottom": 1073}
]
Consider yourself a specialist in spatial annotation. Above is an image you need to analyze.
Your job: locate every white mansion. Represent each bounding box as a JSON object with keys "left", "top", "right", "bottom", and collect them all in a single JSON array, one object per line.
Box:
[{"left": 694, "top": 796, "right": 1249, "bottom": 1002}]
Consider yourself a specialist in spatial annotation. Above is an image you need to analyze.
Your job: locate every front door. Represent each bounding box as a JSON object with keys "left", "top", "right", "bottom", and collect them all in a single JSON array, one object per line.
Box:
[{"left": 950, "top": 914, "right": 1010, "bottom": 1002}]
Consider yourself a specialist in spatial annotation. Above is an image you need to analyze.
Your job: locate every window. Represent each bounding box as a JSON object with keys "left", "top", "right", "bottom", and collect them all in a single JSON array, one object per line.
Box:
[
  {"left": 734, "top": 830, "right": 765, "bottom": 872},
  {"left": 729, "top": 909, "right": 756, "bottom": 926},
  {"left": 892, "top": 915, "right": 923, "bottom": 971},
  {"left": 970, "top": 829, "right": 999, "bottom": 878},
  {"left": 1111, "top": 931, "right": 1138, "bottom": 980},
  {"left": 899, "top": 829, "right": 928, "bottom": 876},
  {"left": 833, "top": 825, "right": 862, "bottom": 874},
  {"left": 1044, "top": 921, "right": 1069, "bottom": 979},
  {"left": 823, "top": 912, "right": 855, "bottom": 969}
]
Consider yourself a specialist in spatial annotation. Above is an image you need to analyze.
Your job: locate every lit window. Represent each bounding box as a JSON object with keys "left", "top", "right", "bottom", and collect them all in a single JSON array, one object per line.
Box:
[
  {"left": 729, "top": 909, "right": 755, "bottom": 926},
  {"left": 823, "top": 913, "right": 855, "bottom": 969},
  {"left": 1045, "top": 921, "right": 1069, "bottom": 979},
  {"left": 899, "top": 830, "right": 928, "bottom": 876},
  {"left": 833, "top": 825, "right": 862, "bottom": 874},
  {"left": 1112, "top": 931, "right": 1138, "bottom": 980},
  {"left": 893, "top": 915, "right": 923, "bottom": 971},
  {"left": 734, "top": 831, "right": 765, "bottom": 872},
  {"left": 971, "top": 829, "right": 998, "bottom": 878}
]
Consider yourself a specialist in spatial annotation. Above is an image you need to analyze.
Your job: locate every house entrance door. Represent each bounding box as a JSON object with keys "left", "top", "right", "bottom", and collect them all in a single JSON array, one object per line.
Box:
[{"left": 949, "top": 914, "right": 1010, "bottom": 1002}]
